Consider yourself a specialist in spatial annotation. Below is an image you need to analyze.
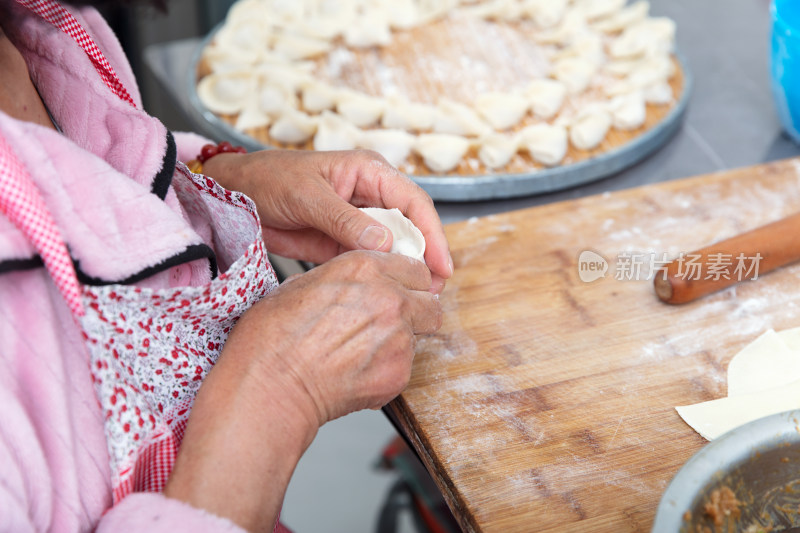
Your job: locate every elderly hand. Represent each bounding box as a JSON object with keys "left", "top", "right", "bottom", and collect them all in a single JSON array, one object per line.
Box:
[
  {"left": 165, "top": 249, "right": 441, "bottom": 531},
  {"left": 202, "top": 149, "right": 453, "bottom": 293}
]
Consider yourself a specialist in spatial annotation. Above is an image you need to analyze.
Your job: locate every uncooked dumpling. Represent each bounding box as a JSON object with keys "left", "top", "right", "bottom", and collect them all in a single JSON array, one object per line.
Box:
[
  {"left": 269, "top": 109, "right": 318, "bottom": 144},
  {"left": 381, "top": 97, "right": 437, "bottom": 132},
  {"left": 518, "top": 124, "right": 567, "bottom": 166},
  {"left": 592, "top": 1, "right": 649, "bottom": 33},
  {"left": 359, "top": 207, "right": 426, "bottom": 263},
  {"left": 643, "top": 82, "right": 673, "bottom": 104},
  {"left": 551, "top": 33, "right": 605, "bottom": 67},
  {"left": 433, "top": 98, "right": 491, "bottom": 136},
  {"left": 197, "top": 71, "right": 257, "bottom": 115},
  {"left": 474, "top": 92, "right": 530, "bottom": 130},
  {"left": 551, "top": 56, "right": 597, "bottom": 94},
  {"left": 301, "top": 81, "right": 339, "bottom": 113},
  {"left": 609, "top": 92, "right": 646, "bottom": 130},
  {"left": 520, "top": 0, "right": 569, "bottom": 29},
  {"left": 413, "top": 133, "right": 471, "bottom": 173},
  {"left": 235, "top": 96, "right": 271, "bottom": 130},
  {"left": 336, "top": 90, "right": 386, "bottom": 127},
  {"left": 478, "top": 132, "right": 519, "bottom": 169},
  {"left": 344, "top": 14, "right": 392, "bottom": 47},
  {"left": 258, "top": 82, "right": 299, "bottom": 118},
  {"left": 574, "top": 0, "right": 626, "bottom": 21},
  {"left": 313, "top": 111, "right": 361, "bottom": 151},
  {"left": 272, "top": 32, "right": 332, "bottom": 60},
  {"left": 524, "top": 79, "right": 567, "bottom": 119},
  {"left": 357, "top": 129, "right": 416, "bottom": 167},
  {"left": 609, "top": 17, "right": 676, "bottom": 59},
  {"left": 569, "top": 109, "right": 612, "bottom": 150}
]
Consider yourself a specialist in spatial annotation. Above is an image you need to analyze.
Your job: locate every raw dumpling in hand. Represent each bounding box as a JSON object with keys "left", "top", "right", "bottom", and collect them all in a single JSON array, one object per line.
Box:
[
  {"left": 474, "top": 92, "right": 530, "bottom": 130},
  {"left": 413, "top": 133, "right": 472, "bottom": 173},
  {"left": 433, "top": 98, "right": 492, "bottom": 136},
  {"left": 609, "top": 92, "right": 646, "bottom": 130},
  {"left": 518, "top": 124, "right": 568, "bottom": 166},
  {"left": 524, "top": 79, "right": 567, "bottom": 119},
  {"left": 478, "top": 132, "right": 520, "bottom": 169},
  {"left": 359, "top": 207, "right": 426, "bottom": 263},
  {"left": 381, "top": 96, "right": 437, "bottom": 132},
  {"left": 197, "top": 71, "right": 257, "bottom": 115},
  {"left": 569, "top": 109, "right": 612, "bottom": 150},
  {"left": 336, "top": 90, "right": 386, "bottom": 127},
  {"left": 313, "top": 111, "right": 361, "bottom": 151},
  {"left": 357, "top": 129, "right": 416, "bottom": 167},
  {"left": 269, "top": 108, "right": 318, "bottom": 145}
]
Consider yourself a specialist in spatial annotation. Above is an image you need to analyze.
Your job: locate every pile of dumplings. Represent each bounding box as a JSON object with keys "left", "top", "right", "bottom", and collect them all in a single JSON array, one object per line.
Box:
[{"left": 197, "top": 0, "right": 678, "bottom": 174}]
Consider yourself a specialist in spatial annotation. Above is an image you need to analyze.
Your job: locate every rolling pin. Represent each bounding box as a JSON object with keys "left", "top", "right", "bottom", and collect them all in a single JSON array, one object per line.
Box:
[{"left": 654, "top": 212, "right": 800, "bottom": 304}]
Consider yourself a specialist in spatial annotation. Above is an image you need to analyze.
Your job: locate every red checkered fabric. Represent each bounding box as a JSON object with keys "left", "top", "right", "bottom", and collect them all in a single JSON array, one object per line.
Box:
[
  {"left": 0, "top": 134, "right": 84, "bottom": 316},
  {"left": 15, "top": 0, "right": 137, "bottom": 108},
  {"left": 112, "top": 418, "right": 188, "bottom": 502}
]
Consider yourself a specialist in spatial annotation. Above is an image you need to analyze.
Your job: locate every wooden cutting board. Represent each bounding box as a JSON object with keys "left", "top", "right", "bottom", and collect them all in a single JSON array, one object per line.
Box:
[{"left": 388, "top": 157, "right": 800, "bottom": 532}]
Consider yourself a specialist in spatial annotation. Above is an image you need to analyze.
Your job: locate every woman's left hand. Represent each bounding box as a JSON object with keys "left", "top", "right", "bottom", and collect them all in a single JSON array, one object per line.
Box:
[{"left": 203, "top": 149, "right": 453, "bottom": 293}]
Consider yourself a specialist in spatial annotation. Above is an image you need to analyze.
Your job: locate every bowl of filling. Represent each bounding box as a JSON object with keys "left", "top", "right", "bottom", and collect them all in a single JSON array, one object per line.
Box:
[{"left": 653, "top": 409, "right": 800, "bottom": 533}]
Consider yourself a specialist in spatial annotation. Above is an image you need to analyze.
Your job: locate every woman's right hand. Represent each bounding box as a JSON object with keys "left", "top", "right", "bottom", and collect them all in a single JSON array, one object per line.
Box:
[
  {"left": 165, "top": 250, "right": 442, "bottom": 532},
  {"left": 240, "top": 249, "right": 443, "bottom": 424}
]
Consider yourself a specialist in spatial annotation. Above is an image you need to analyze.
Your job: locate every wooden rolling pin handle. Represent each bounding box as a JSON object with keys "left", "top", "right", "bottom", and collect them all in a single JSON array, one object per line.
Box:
[{"left": 654, "top": 212, "right": 800, "bottom": 304}]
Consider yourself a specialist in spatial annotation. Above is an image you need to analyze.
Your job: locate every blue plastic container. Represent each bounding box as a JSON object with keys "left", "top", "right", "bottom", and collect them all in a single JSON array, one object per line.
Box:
[{"left": 771, "top": 0, "right": 800, "bottom": 144}]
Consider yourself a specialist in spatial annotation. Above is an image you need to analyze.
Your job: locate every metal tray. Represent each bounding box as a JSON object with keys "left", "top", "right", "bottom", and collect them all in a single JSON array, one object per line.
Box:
[{"left": 186, "top": 31, "right": 692, "bottom": 202}]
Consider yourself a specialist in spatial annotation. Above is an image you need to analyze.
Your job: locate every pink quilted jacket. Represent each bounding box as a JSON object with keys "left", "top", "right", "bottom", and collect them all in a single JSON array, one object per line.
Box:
[{"left": 0, "top": 1, "right": 264, "bottom": 531}]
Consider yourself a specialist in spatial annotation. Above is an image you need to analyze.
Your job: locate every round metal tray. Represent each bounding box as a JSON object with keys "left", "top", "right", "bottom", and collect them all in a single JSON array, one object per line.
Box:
[{"left": 187, "top": 31, "right": 692, "bottom": 202}]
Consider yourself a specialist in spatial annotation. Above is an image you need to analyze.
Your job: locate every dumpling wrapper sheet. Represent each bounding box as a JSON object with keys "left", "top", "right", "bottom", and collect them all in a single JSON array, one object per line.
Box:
[
  {"left": 676, "top": 327, "right": 800, "bottom": 440},
  {"left": 727, "top": 329, "right": 800, "bottom": 396},
  {"left": 676, "top": 377, "right": 800, "bottom": 440}
]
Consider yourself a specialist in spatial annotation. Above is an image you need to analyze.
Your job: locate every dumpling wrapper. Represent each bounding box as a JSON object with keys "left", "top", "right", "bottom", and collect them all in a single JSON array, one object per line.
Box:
[
  {"left": 676, "top": 377, "right": 800, "bottom": 441},
  {"left": 727, "top": 329, "right": 800, "bottom": 396},
  {"left": 359, "top": 208, "right": 426, "bottom": 263},
  {"left": 676, "top": 327, "right": 800, "bottom": 440}
]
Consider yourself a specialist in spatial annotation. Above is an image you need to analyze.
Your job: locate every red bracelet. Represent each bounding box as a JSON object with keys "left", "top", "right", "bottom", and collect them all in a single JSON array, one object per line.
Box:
[{"left": 187, "top": 141, "right": 246, "bottom": 173}]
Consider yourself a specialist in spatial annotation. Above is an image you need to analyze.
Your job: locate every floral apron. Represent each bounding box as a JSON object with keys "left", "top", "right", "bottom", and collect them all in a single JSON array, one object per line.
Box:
[{"left": 0, "top": 0, "right": 286, "bottom": 522}]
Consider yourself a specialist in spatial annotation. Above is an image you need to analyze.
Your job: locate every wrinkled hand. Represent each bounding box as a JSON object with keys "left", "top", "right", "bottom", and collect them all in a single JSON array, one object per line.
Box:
[
  {"left": 165, "top": 251, "right": 442, "bottom": 532},
  {"left": 203, "top": 149, "right": 453, "bottom": 293},
  {"left": 231, "top": 250, "right": 442, "bottom": 424}
]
